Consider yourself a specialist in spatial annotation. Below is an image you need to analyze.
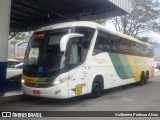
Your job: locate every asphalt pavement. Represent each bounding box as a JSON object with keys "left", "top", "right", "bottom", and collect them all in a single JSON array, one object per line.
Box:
[{"left": 0, "top": 75, "right": 160, "bottom": 120}]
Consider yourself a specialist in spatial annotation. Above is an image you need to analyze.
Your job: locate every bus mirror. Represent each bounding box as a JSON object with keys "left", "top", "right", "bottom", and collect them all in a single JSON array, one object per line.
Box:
[{"left": 60, "top": 33, "right": 84, "bottom": 52}]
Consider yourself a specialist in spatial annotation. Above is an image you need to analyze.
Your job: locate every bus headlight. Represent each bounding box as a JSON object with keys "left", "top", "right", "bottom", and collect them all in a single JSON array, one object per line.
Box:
[
  {"left": 21, "top": 79, "right": 25, "bottom": 84},
  {"left": 53, "top": 76, "right": 72, "bottom": 86},
  {"left": 53, "top": 80, "right": 61, "bottom": 86}
]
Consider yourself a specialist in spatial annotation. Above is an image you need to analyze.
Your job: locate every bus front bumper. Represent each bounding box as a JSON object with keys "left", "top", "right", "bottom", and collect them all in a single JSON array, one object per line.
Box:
[{"left": 21, "top": 82, "right": 69, "bottom": 99}]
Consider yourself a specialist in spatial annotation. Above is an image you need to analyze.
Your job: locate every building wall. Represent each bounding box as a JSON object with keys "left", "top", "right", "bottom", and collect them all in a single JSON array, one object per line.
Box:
[
  {"left": 79, "top": 0, "right": 132, "bottom": 21},
  {"left": 0, "top": 0, "right": 11, "bottom": 96},
  {"left": 109, "top": 0, "right": 132, "bottom": 14}
]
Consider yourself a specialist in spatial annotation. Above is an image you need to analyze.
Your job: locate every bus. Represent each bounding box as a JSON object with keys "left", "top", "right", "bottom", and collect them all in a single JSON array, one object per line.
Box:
[{"left": 21, "top": 21, "right": 154, "bottom": 99}]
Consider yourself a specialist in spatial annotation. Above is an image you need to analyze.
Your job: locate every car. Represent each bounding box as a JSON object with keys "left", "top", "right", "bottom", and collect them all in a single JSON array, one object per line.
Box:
[
  {"left": 14, "top": 62, "right": 24, "bottom": 69},
  {"left": 157, "top": 66, "right": 160, "bottom": 70}
]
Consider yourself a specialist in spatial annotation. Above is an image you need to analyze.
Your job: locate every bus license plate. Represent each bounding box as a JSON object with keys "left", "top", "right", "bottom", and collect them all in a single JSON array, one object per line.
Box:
[{"left": 33, "top": 90, "right": 41, "bottom": 95}]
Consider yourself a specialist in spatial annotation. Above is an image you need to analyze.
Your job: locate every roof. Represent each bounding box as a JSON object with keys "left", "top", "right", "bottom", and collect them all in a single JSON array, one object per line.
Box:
[{"left": 11, "top": 0, "right": 131, "bottom": 32}]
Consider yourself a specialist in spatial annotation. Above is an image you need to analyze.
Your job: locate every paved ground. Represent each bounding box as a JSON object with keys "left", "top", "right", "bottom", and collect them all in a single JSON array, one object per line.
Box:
[{"left": 0, "top": 75, "right": 160, "bottom": 120}]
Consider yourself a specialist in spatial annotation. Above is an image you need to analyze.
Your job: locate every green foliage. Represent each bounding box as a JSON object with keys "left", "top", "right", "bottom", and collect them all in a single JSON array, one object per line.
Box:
[
  {"left": 13, "top": 32, "right": 28, "bottom": 41},
  {"left": 9, "top": 32, "right": 32, "bottom": 46},
  {"left": 10, "top": 40, "right": 17, "bottom": 45}
]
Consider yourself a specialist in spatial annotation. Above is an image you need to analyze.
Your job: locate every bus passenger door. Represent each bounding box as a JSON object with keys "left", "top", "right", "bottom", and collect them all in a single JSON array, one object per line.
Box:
[{"left": 68, "top": 39, "right": 87, "bottom": 97}]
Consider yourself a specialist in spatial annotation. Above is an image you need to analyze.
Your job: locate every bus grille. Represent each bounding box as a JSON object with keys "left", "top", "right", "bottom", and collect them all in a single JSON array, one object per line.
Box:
[{"left": 24, "top": 83, "right": 53, "bottom": 88}]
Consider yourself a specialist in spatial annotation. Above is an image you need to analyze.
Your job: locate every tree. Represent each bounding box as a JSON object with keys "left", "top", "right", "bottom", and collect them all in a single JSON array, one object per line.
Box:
[
  {"left": 106, "top": 0, "right": 160, "bottom": 38},
  {"left": 9, "top": 32, "right": 32, "bottom": 55},
  {"left": 9, "top": 32, "right": 32, "bottom": 46},
  {"left": 14, "top": 32, "right": 28, "bottom": 40}
]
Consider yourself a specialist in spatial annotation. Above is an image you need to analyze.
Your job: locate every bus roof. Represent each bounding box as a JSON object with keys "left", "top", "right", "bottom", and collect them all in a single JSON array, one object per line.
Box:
[
  {"left": 36, "top": 21, "right": 153, "bottom": 47},
  {"left": 36, "top": 21, "right": 97, "bottom": 32}
]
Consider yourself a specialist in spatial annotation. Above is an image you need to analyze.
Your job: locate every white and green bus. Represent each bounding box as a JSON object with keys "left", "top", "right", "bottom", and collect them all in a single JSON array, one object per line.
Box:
[{"left": 21, "top": 21, "right": 154, "bottom": 98}]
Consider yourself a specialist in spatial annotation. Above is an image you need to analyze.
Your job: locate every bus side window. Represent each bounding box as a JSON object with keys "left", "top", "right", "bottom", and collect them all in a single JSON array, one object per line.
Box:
[
  {"left": 102, "top": 40, "right": 110, "bottom": 52},
  {"left": 93, "top": 35, "right": 103, "bottom": 54},
  {"left": 132, "top": 42, "right": 136, "bottom": 55}
]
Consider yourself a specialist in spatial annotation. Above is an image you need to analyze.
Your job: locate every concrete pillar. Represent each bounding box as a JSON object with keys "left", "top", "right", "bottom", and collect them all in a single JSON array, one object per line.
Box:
[{"left": 0, "top": 0, "right": 11, "bottom": 97}]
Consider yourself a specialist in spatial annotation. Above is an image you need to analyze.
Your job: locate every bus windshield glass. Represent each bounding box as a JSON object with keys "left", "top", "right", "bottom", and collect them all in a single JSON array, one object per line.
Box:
[
  {"left": 24, "top": 27, "right": 95, "bottom": 76},
  {"left": 26, "top": 33, "right": 45, "bottom": 65},
  {"left": 43, "top": 31, "right": 67, "bottom": 70},
  {"left": 25, "top": 31, "right": 67, "bottom": 70}
]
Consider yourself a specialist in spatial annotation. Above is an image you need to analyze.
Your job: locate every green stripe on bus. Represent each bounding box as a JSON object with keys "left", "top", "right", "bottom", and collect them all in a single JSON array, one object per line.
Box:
[
  {"left": 108, "top": 53, "right": 133, "bottom": 79},
  {"left": 37, "top": 75, "right": 58, "bottom": 83}
]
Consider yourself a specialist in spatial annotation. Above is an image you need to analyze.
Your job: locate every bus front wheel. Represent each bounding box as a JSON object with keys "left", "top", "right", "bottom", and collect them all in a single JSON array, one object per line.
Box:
[{"left": 88, "top": 77, "right": 103, "bottom": 98}]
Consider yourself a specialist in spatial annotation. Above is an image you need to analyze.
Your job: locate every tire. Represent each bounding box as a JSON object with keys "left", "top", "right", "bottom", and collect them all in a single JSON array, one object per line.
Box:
[
  {"left": 145, "top": 71, "right": 149, "bottom": 83},
  {"left": 139, "top": 72, "right": 147, "bottom": 86},
  {"left": 88, "top": 77, "right": 103, "bottom": 98}
]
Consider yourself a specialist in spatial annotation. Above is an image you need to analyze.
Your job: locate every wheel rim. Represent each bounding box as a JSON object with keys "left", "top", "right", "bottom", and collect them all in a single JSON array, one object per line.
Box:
[
  {"left": 141, "top": 74, "right": 146, "bottom": 85},
  {"left": 93, "top": 83, "right": 100, "bottom": 94}
]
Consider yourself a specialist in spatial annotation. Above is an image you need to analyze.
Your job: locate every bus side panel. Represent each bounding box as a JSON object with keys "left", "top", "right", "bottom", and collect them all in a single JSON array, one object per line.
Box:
[
  {"left": 107, "top": 53, "right": 136, "bottom": 86},
  {"left": 86, "top": 53, "right": 136, "bottom": 93},
  {"left": 86, "top": 53, "right": 116, "bottom": 93},
  {"left": 86, "top": 53, "right": 154, "bottom": 94},
  {"left": 127, "top": 56, "right": 154, "bottom": 81}
]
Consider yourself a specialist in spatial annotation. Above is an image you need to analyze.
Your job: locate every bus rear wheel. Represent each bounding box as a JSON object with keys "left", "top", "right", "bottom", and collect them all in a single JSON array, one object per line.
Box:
[
  {"left": 88, "top": 77, "right": 103, "bottom": 98},
  {"left": 139, "top": 72, "right": 147, "bottom": 85},
  {"left": 145, "top": 71, "right": 149, "bottom": 83}
]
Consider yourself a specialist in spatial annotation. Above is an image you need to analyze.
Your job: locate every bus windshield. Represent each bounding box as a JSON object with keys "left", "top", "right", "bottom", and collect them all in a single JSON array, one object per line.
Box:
[
  {"left": 26, "top": 33, "right": 45, "bottom": 65},
  {"left": 25, "top": 31, "right": 67, "bottom": 71},
  {"left": 24, "top": 27, "right": 95, "bottom": 76},
  {"left": 43, "top": 31, "right": 67, "bottom": 70}
]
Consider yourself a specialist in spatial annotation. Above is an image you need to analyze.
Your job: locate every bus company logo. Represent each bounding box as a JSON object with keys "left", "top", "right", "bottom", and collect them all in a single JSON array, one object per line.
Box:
[
  {"left": 71, "top": 84, "right": 86, "bottom": 95},
  {"left": 2, "top": 112, "right": 11, "bottom": 117},
  {"left": 134, "top": 58, "right": 147, "bottom": 64},
  {"left": 94, "top": 58, "right": 107, "bottom": 64}
]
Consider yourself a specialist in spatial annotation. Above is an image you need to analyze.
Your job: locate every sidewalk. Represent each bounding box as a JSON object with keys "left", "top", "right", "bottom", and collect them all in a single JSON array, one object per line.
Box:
[
  {"left": 0, "top": 93, "right": 23, "bottom": 104},
  {"left": 0, "top": 75, "right": 23, "bottom": 104},
  {"left": 0, "top": 91, "right": 38, "bottom": 104}
]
